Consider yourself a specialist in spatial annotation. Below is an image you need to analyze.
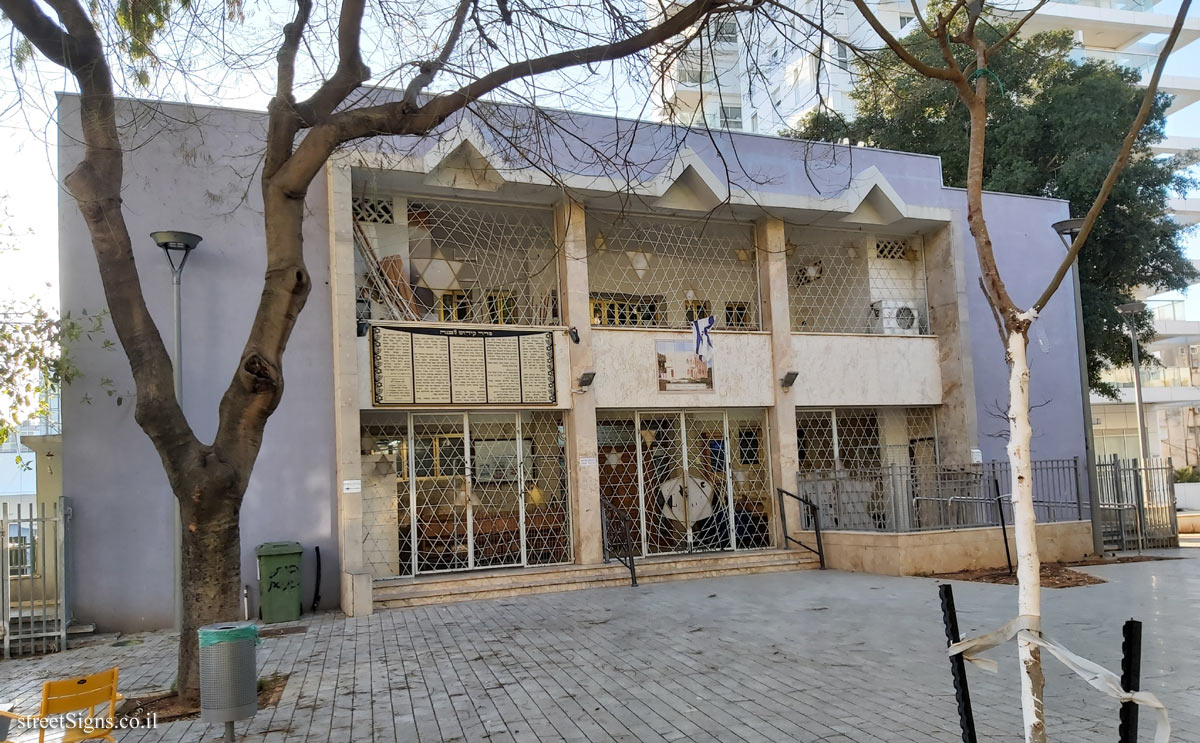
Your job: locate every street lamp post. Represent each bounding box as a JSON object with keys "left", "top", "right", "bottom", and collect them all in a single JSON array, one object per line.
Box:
[
  {"left": 1052, "top": 218, "right": 1105, "bottom": 556},
  {"left": 1116, "top": 300, "right": 1149, "bottom": 552},
  {"left": 151, "top": 230, "right": 203, "bottom": 631}
]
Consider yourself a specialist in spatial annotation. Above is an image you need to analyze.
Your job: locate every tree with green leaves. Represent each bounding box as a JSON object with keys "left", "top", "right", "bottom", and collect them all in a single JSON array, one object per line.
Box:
[
  {"left": 792, "top": 26, "right": 1198, "bottom": 397},
  {"left": 1, "top": 300, "right": 65, "bottom": 445}
]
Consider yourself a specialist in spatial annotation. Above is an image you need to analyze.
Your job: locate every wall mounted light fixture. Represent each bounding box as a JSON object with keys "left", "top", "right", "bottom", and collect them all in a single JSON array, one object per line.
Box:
[{"left": 780, "top": 371, "right": 799, "bottom": 389}]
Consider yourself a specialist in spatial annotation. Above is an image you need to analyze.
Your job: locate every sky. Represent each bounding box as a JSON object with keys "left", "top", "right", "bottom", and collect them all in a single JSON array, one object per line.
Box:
[{"left": 1, "top": 2, "right": 1199, "bottom": 315}]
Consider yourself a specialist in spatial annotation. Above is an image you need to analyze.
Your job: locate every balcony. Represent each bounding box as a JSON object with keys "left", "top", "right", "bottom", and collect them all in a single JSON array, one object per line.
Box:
[{"left": 1051, "top": 0, "right": 1162, "bottom": 11}]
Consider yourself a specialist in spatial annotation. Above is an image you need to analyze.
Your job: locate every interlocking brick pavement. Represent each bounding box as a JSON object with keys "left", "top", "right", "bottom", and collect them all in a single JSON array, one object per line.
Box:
[{"left": 1, "top": 545, "right": 1197, "bottom": 742}]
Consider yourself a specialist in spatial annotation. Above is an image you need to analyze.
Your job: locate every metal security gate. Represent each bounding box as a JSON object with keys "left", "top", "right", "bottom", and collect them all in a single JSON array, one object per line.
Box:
[
  {"left": 2, "top": 498, "right": 70, "bottom": 657},
  {"left": 1096, "top": 456, "right": 1178, "bottom": 551},
  {"left": 362, "top": 411, "right": 572, "bottom": 576},
  {"left": 598, "top": 410, "right": 774, "bottom": 557}
]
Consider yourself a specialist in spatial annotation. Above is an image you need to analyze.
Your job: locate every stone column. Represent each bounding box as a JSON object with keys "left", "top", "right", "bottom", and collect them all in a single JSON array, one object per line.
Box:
[
  {"left": 755, "top": 217, "right": 801, "bottom": 540},
  {"left": 554, "top": 198, "right": 604, "bottom": 564},
  {"left": 924, "top": 222, "right": 979, "bottom": 466},
  {"left": 327, "top": 161, "right": 372, "bottom": 616}
]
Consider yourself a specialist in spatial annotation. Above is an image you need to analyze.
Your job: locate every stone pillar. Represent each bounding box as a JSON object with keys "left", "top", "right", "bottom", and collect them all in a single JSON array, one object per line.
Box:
[
  {"left": 327, "top": 161, "right": 372, "bottom": 616},
  {"left": 554, "top": 199, "right": 604, "bottom": 565},
  {"left": 755, "top": 217, "right": 801, "bottom": 540},
  {"left": 923, "top": 222, "right": 979, "bottom": 466}
]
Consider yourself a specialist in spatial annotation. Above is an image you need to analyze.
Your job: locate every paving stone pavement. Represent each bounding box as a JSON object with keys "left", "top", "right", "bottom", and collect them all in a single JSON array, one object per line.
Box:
[{"left": 2, "top": 543, "right": 1198, "bottom": 742}]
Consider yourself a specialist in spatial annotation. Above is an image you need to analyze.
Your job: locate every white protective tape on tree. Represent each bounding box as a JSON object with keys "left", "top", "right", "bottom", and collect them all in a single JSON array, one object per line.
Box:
[{"left": 947, "top": 614, "right": 1170, "bottom": 743}]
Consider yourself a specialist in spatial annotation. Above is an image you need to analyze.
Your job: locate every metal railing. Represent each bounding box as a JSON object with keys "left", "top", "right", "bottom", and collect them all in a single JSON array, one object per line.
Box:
[
  {"left": 601, "top": 505, "right": 638, "bottom": 587},
  {"left": 776, "top": 488, "right": 825, "bottom": 568},
  {"left": 2, "top": 498, "right": 70, "bottom": 657},
  {"left": 1095, "top": 455, "right": 1178, "bottom": 551},
  {"left": 797, "top": 459, "right": 1086, "bottom": 533}
]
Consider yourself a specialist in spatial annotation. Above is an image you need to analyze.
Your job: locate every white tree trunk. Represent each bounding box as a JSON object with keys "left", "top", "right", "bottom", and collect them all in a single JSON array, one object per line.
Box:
[{"left": 1007, "top": 323, "right": 1046, "bottom": 743}]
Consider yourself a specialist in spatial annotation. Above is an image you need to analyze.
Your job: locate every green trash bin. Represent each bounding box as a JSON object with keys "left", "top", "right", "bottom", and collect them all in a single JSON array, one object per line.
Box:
[{"left": 256, "top": 541, "right": 303, "bottom": 623}]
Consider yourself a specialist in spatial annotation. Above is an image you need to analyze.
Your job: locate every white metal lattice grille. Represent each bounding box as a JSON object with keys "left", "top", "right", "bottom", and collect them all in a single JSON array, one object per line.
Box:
[
  {"left": 796, "top": 407, "right": 938, "bottom": 531},
  {"left": 598, "top": 409, "right": 774, "bottom": 558},
  {"left": 797, "top": 407, "right": 939, "bottom": 474},
  {"left": 360, "top": 410, "right": 571, "bottom": 577},
  {"left": 787, "top": 229, "right": 928, "bottom": 335},
  {"left": 587, "top": 214, "right": 760, "bottom": 330},
  {"left": 354, "top": 197, "right": 560, "bottom": 326}
]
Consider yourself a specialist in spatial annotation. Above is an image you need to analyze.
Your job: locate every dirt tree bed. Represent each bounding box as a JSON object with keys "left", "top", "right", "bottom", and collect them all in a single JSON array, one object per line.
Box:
[
  {"left": 933, "top": 555, "right": 1173, "bottom": 589},
  {"left": 116, "top": 674, "right": 288, "bottom": 724}
]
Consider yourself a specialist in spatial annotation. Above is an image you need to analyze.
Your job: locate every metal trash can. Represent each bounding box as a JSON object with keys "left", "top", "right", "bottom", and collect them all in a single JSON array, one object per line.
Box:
[
  {"left": 256, "top": 541, "right": 303, "bottom": 623},
  {"left": 198, "top": 621, "right": 258, "bottom": 730}
]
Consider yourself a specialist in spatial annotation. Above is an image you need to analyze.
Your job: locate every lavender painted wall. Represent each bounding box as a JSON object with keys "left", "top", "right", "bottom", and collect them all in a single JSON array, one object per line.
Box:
[
  {"left": 954, "top": 191, "right": 1083, "bottom": 464},
  {"left": 58, "top": 96, "right": 339, "bottom": 631}
]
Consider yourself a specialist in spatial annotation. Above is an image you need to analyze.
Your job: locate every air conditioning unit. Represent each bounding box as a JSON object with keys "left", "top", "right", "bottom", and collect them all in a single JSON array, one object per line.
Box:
[{"left": 871, "top": 300, "right": 920, "bottom": 336}]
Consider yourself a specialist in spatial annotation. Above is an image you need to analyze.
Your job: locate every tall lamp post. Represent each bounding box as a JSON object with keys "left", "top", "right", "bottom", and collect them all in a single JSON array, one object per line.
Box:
[
  {"left": 151, "top": 230, "right": 203, "bottom": 631},
  {"left": 1116, "top": 300, "right": 1150, "bottom": 553},
  {"left": 1115, "top": 301, "right": 1151, "bottom": 468},
  {"left": 1052, "top": 218, "right": 1105, "bottom": 556}
]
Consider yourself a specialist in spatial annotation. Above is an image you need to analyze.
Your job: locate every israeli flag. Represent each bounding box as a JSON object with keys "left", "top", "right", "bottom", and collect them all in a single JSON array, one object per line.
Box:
[{"left": 692, "top": 315, "right": 716, "bottom": 364}]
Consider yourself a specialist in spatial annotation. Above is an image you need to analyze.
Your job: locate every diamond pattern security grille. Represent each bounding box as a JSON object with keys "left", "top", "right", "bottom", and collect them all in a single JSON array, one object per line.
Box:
[
  {"left": 797, "top": 407, "right": 938, "bottom": 531},
  {"left": 354, "top": 197, "right": 560, "bottom": 326},
  {"left": 360, "top": 411, "right": 571, "bottom": 577},
  {"left": 587, "top": 214, "right": 760, "bottom": 330},
  {"left": 787, "top": 229, "right": 928, "bottom": 335},
  {"left": 352, "top": 197, "right": 395, "bottom": 224},
  {"left": 797, "top": 407, "right": 938, "bottom": 474},
  {"left": 598, "top": 409, "right": 774, "bottom": 557}
]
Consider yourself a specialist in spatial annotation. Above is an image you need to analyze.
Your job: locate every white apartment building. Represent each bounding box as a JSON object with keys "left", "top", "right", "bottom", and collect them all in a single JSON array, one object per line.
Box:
[
  {"left": 1093, "top": 294, "right": 1200, "bottom": 467},
  {"left": 653, "top": 1, "right": 1200, "bottom": 222}
]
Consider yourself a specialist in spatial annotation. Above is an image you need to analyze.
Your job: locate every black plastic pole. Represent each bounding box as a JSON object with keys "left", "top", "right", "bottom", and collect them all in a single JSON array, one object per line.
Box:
[
  {"left": 994, "top": 478, "right": 1013, "bottom": 576},
  {"left": 939, "top": 584, "right": 978, "bottom": 743},
  {"left": 1119, "top": 618, "right": 1143, "bottom": 743}
]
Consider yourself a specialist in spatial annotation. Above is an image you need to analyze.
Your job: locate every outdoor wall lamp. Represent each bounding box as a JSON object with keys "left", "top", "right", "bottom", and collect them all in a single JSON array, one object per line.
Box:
[
  {"left": 578, "top": 371, "right": 596, "bottom": 388},
  {"left": 568, "top": 326, "right": 580, "bottom": 344},
  {"left": 780, "top": 371, "right": 799, "bottom": 389}
]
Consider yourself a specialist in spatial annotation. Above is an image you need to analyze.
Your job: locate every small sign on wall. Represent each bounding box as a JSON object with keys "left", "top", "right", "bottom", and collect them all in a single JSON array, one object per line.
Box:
[{"left": 342, "top": 479, "right": 362, "bottom": 493}]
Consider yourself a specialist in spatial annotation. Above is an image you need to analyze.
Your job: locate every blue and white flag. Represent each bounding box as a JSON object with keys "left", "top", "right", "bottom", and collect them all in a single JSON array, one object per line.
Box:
[{"left": 692, "top": 315, "right": 716, "bottom": 364}]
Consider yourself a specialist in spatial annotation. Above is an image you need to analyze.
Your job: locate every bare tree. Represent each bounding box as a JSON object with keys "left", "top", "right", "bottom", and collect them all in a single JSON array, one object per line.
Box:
[{"left": 846, "top": 0, "right": 1193, "bottom": 739}]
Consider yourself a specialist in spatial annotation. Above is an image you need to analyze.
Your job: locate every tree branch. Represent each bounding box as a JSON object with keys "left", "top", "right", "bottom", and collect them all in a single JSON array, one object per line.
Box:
[
  {"left": 988, "top": 0, "right": 1050, "bottom": 54},
  {"left": 293, "top": 0, "right": 370, "bottom": 125},
  {"left": 849, "top": 0, "right": 957, "bottom": 80},
  {"left": 1, "top": 0, "right": 199, "bottom": 470},
  {"left": 1032, "top": 0, "right": 1192, "bottom": 313},
  {"left": 402, "top": 0, "right": 473, "bottom": 105},
  {"left": 275, "top": 0, "right": 733, "bottom": 193}
]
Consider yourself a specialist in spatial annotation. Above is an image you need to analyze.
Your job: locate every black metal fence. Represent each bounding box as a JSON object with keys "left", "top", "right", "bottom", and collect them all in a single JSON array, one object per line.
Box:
[
  {"left": 798, "top": 458, "right": 1086, "bottom": 533},
  {"left": 1095, "top": 456, "right": 1178, "bottom": 550}
]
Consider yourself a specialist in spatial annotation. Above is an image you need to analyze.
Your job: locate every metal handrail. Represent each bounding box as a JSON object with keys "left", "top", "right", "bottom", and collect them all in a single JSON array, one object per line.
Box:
[
  {"left": 776, "top": 488, "right": 826, "bottom": 569},
  {"left": 602, "top": 506, "right": 638, "bottom": 587}
]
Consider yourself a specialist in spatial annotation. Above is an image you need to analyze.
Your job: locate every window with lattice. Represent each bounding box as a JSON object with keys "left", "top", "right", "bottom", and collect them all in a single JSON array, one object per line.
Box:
[
  {"left": 438, "top": 291, "right": 470, "bottom": 322},
  {"left": 684, "top": 300, "right": 712, "bottom": 323},
  {"left": 353, "top": 196, "right": 560, "bottom": 326},
  {"left": 590, "top": 293, "right": 662, "bottom": 327},
  {"left": 588, "top": 213, "right": 760, "bottom": 330},
  {"left": 787, "top": 228, "right": 928, "bottom": 334},
  {"left": 352, "top": 197, "right": 394, "bottom": 224},
  {"left": 797, "top": 407, "right": 938, "bottom": 473}
]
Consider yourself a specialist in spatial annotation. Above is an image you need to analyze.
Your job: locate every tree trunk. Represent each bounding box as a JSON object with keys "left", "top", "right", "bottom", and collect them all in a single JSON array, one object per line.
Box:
[
  {"left": 1007, "top": 323, "right": 1046, "bottom": 743},
  {"left": 176, "top": 483, "right": 245, "bottom": 703}
]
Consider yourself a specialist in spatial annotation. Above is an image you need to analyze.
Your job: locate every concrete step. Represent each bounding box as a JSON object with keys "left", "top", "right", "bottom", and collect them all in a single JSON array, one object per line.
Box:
[{"left": 373, "top": 549, "right": 819, "bottom": 609}]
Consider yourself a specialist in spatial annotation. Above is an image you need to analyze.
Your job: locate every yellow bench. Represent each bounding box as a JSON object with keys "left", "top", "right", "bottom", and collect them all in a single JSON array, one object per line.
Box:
[{"left": 0, "top": 667, "right": 122, "bottom": 743}]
